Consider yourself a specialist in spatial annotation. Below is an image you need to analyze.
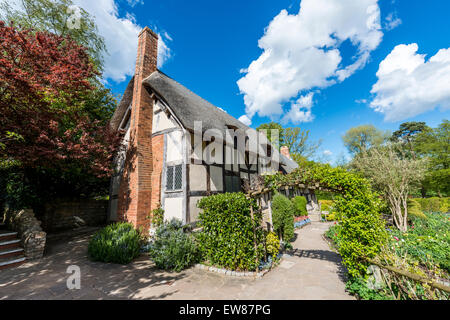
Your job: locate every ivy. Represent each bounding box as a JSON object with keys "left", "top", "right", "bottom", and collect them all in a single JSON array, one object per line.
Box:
[{"left": 197, "top": 193, "right": 264, "bottom": 271}]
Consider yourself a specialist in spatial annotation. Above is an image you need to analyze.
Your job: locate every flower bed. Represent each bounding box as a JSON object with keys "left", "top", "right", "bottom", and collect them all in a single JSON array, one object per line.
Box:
[{"left": 294, "top": 216, "right": 311, "bottom": 229}]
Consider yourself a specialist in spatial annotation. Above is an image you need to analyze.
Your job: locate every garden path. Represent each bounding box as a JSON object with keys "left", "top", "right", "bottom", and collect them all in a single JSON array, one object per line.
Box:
[{"left": 0, "top": 222, "right": 353, "bottom": 300}]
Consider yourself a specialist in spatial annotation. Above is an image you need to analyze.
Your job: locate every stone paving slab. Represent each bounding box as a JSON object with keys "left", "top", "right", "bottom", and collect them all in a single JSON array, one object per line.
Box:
[{"left": 0, "top": 222, "right": 354, "bottom": 300}]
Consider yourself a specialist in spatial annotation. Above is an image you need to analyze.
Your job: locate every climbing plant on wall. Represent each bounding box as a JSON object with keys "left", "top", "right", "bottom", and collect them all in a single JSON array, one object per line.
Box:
[{"left": 262, "top": 164, "right": 388, "bottom": 277}]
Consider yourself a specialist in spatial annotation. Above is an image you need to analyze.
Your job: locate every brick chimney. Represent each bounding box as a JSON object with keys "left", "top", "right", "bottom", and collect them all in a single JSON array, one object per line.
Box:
[
  {"left": 280, "top": 146, "right": 291, "bottom": 160},
  {"left": 117, "top": 27, "right": 158, "bottom": 231}
]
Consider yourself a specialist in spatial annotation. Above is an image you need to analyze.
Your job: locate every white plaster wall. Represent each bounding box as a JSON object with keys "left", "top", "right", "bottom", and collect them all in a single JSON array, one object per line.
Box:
[
  {"left": 163, "top": 197, "right": 184, "bottom": 221},
  {"left": 189, "top": 196, "right": 203, "bottom": 222},
  {"left": 152, "top": 102, "right": 178, "bottom": 133},
  {"left": 189, "top": 164, "right": 207, "bottom": 191},
  {"left": 166, "top": 130, "right": 183, "bottom": 162},
  {"left": 210, "top": 166, "right": 223, "bottom": 192},
  {"left": 191, "top": 134, "right": 203, "bottom": 162}
]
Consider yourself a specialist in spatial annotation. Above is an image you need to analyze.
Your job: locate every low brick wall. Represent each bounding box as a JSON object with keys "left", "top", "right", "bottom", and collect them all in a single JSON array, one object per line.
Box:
[
  {"left": 42, "top": 199, "right": 108, "bottom": 232},
  {"left": 5, "top": 208, "right": 46, "bottom": 260}
]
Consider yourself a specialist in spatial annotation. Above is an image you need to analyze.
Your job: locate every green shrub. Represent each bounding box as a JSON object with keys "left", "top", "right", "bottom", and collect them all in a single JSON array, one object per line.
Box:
[
  {"left": 88, "top": 222, "right": 142, "bottom": 264},
  {"left": 414, "top": 197, "right": 449, "bottom": 213},
  {"left": 151, "top": 205, "right": 164, "bottom": 227},
  {"left": 265, "top": 231, "right": 280, "bottom": 258},
  {"left": 346, "top": 277, "right": 393, "bottom": 300},
  {"left": 197, "top": 193, "right": 264, "bottom": 271},
  {"left": 325, "top": 223, "right": 341, "bottom": 248},
  {"left": 319, "top": 199, "right": 334, "bottom": 212},
  {"left": 272, "top": 193, "right": 295, "bottom": 242},
  {"left": 148, "top": 219, "right": 200, "bottom": 272},
  {"left": 407, "top": 199, "right": 427, "bottom": 220},
  {"left": 291, "top": 196, "right": 307, "bottom": 216}
]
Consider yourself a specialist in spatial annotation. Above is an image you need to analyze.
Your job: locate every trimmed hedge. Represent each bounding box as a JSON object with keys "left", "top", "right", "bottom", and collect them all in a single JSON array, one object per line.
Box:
[
  {"left": 88, "top": 222, "right": 142, "bottom": 264},
  {"left": 272, "top": 193, "right": 295, "bottom": 242},
  {"left": 291, "top": 196, "right": 307, "bottom": 216},
  {"left": 407, "top": 199, "right": 427, "bottom": 220},
  {"left": 197, "top": 193, "right": 264, "bottom": 271},
  {"left": 413, "top": 197, "right": 448, "bottom": 213}
]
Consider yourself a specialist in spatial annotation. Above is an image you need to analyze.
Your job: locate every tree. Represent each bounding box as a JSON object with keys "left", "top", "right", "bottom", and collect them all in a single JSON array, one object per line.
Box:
[
  {"left": 414, "top": 120, "right": 449, "bottom": 197},
  {"left": 353, "top": 144, "right": 427, "bottom": 232},
  {"left": 0, "top": 23, "right": 118, "bottom": 207},
  {"left": 390, "top": 121, "right": 430, "bottom": 157},
  {"left": 257, "top": 122, "right": 322, "bottom": 160},
  {"left": 0, "top": 0, "right": 106, "bottom": 71},
  {"left": 283, "top": 127, "right": 322, "bottom": 160},
  {"left": 342, "top": 125, "right": 388, "bottom": 155},
  {"left": 257, "top": 122, "right": 284, "bottom": 147}
]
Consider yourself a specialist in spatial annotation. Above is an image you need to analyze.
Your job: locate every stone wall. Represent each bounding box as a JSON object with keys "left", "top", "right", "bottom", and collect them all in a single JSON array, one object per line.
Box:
[
  {"left": 5, "top": 208, "right": 46, "bottom": 260},
  {"left": 42, "top": 199, "right": 108, "bottom": 232}
]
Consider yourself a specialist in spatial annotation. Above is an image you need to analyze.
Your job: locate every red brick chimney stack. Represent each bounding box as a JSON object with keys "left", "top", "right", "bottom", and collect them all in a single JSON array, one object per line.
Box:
[{"left": 117, "top": 27, "right": 158, "bottom": 231}]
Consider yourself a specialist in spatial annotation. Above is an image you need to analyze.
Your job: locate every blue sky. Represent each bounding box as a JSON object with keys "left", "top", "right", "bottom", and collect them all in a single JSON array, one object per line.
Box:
[{"left": 84, "top": 0, "right": 449, "bottom": 164}]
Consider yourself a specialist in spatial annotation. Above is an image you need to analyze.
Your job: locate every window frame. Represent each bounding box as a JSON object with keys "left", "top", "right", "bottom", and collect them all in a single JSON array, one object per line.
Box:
[{"left": 166, "top": 164, "right": 183, "bottom": 192}]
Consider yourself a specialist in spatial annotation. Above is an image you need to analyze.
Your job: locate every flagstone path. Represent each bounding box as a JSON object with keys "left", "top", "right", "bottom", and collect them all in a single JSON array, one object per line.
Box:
[{"left": 0, "top": 222, "right": 354, "bottom": 300}]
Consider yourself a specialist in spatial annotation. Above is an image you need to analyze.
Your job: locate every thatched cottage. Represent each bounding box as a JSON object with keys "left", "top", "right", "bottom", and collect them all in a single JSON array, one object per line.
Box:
[{"left": 108, "top": 27, "right": 298, "bottom": 231}]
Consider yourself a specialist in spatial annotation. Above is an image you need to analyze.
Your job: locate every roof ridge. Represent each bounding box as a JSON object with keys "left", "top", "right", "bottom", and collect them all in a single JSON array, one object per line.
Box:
[{"left": 154, "top": 70, "right": 239, "bottom": 119}]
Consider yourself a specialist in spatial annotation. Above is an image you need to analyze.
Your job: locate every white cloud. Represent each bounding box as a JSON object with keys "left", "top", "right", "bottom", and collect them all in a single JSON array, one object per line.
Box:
[
  {"left": 281, "top": 92, "right": 314, "bottom": 124},
  {"left": 384, "top": 12, "right": 402, "bottom": 30},
  {"left": 73, "top": 0, "right": 172, "bottom": 82},
  {"left": 237, "top": 0, "right": 383, "bottom": 124},
  {"left": 125, "top": 0, "right": 144, "bottom": 7},
  {"left": 323, "top": 150, "right": 333, "bottom": 156},
  {"left": 370, "top": 43, "right": 450, "bottom": 121},
  {"left": 238, "top": 115, "right": 252, "bottom": 126}
]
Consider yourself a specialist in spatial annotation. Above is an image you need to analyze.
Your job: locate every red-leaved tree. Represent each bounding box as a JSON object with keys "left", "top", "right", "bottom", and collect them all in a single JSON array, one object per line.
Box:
[{"left": 0, "top": 22, "right": 119, "bottom": 179}]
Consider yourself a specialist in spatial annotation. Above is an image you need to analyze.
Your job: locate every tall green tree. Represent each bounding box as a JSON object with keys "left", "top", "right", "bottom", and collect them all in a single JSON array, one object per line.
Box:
[
  {"left": 353, "top": 144, "right": 427, "bottom": 232},
  {"left": 257, "top": 122, "right": 322, "bottom": 161},
  {"left": 257, "top": 122, "right": 284, "bottom": 147},
  {"left": 0, "top": 0, "right": 106, "bottom": 72},
  {"left": 283, "top": 127, "right": 322, "bottom": 160},
  {"left": 414, "top": 120, "right": 449, "bottom": 196},
  {"left": 342, "top": 124, "right": 388, "bottom": 155},
  {"left": 390, "top": 121, "right": 430, "bottom": 157}
]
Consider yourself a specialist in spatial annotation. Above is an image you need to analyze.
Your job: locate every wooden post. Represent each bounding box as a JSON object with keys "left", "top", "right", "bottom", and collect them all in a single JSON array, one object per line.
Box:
[{"left": 267, "top": 193, "right": 273, "bottom": 231}]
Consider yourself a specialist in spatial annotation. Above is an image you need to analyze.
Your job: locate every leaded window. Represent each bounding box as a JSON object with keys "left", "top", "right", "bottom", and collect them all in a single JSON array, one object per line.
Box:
[{"left": 166, "top": 165, "right": 182, "bottom": 191}]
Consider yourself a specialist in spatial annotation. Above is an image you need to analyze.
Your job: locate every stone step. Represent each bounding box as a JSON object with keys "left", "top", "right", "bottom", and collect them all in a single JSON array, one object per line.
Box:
[
  {"left": 0, "top": 239, "right": 21, "bottom": 251},
  {"left": 0, "top": 256, "right": 26, "bottom": 270},
  {"left": 0, "top": 247, "right": 24, "bottom": 260},
  {"left": 0, "top": 230, "right": 18, "bottom": 242},
  {"left": 308, "top": 213, "right": 322, "bottom": 222}
]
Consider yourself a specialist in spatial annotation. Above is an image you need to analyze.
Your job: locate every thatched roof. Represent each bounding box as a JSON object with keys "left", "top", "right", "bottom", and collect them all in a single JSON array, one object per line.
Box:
[
  {"left": 143, "top": 70, "right": 248, "bottom": 132},
  {"left": 109, "top": 76, "right": 134, "bottom": 132},
  {"left": 109, "top": 70, "right": 298, "bottom": 171}
]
